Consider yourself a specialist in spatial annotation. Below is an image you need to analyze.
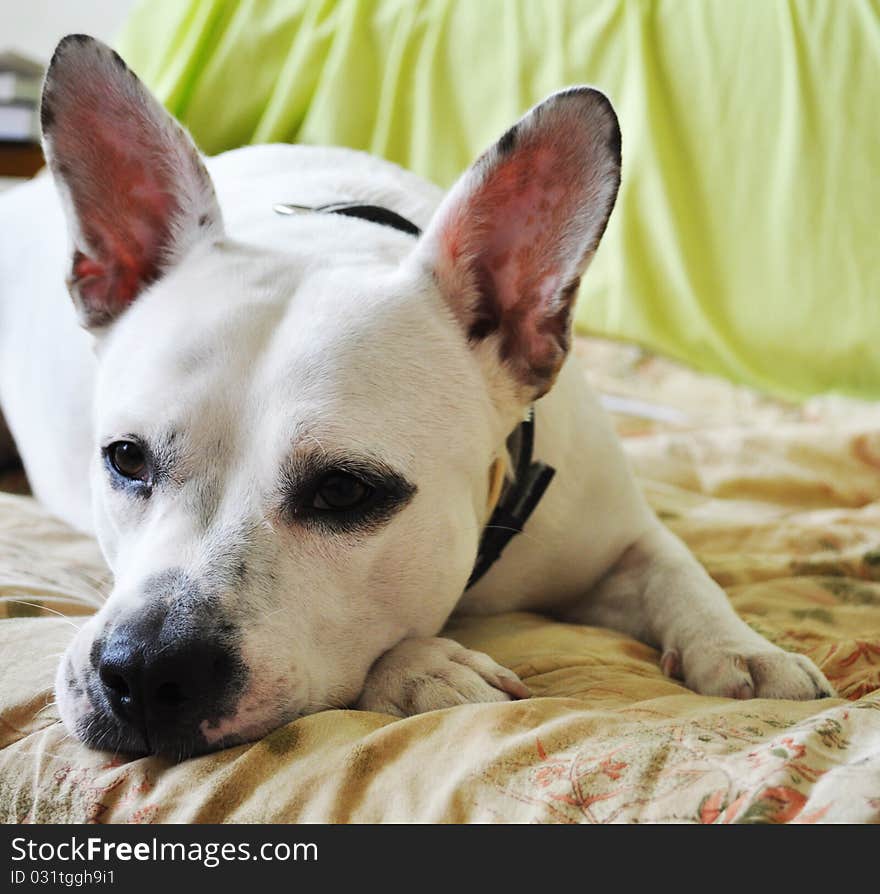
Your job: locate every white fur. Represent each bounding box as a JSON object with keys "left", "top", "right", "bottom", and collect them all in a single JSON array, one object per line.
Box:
[{"left": 0, "top": 41, "right": 833, "bottom": 757}]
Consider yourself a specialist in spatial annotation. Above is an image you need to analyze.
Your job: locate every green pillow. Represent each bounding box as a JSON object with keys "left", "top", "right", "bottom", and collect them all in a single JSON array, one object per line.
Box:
[{"left": 117, "top": 0, "right": 880, "bottom": 401}]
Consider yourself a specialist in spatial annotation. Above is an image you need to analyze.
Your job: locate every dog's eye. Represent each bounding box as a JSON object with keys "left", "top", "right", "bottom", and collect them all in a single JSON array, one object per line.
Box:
[
  {"left": 106, "top": 441, "right": 148, "bottom": 481},
  {"left": 312, "top": 472, "right": 372, "bottom": 511},
  {"left": 283, "top": 461, "right": 416, "bottom": 532}
]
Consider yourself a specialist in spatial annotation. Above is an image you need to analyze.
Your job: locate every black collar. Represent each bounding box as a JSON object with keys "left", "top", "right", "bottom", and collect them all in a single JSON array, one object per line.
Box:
[
  {"left": 466, "top": 409, "right": 556, "bottom": 589},
  {"left": 273, "top": 201, "right": 422, "bottom": 236},
  {"left": 273, "top": 200, "right": 556, "bottom": 588}
]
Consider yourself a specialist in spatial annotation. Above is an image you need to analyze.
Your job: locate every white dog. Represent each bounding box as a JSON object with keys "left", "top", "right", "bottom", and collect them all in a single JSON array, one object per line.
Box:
[{"left": 0, "top": 36, "right": 832, "bottom": 758}]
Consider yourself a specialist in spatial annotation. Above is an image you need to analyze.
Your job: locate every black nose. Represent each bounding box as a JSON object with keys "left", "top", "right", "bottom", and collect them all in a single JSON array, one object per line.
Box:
[{"left": 95, "top": 609, "right": 241, "bottom": 753}]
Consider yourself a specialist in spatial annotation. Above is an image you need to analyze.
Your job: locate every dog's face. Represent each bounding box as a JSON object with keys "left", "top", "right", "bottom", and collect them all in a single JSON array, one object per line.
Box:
[
  {"left": 45, "top": 36, "right": 620, "bottom": 757},
  {"left": 66, "top": 249, "right": 501, "bottom": 755}
]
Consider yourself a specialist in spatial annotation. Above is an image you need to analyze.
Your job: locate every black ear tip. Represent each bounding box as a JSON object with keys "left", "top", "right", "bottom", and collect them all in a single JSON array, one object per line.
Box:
[
  {"left": 52, "top": 33, "right": 95, "bottom": 55},
  {"left": 562, "top": 86, "right": 618, "bottom": 119},
  {"left": 39, "top": 96, "right": 55, "bottom": 132},
  {"left": 605, "top": 113, "right": 622, "bottom": 168},
  {"left": 47, "top": 34, "right": 103, "bottom": 73},
  {"left": 44, "top": 35, "right": 133, "bottom": 115},
  {"left": 57, "top": 33, "right": 95, "bottom": 49},
  {"left": 559, "top": 86, "right": 622, "bottom": 168},
  {"left": 497, "top": 124, "right": 519, "bottom": 156},
  {"left": 43, "top": 36, "right": 96, "bottom": 127}
]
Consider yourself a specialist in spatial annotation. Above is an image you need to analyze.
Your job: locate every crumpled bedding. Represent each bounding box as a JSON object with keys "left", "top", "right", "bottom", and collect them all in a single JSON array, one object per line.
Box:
[{"left": 1, "top": 337, "right": 879, "bottom": 823}]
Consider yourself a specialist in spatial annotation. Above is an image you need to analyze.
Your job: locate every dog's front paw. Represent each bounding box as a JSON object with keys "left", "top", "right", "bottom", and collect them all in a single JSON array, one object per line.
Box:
[
  {"left": 662, "top": 642, "right": 835, "bottom": 701},
  {"left": 356, "top": 637, "right": 530, "bottom": 717}
]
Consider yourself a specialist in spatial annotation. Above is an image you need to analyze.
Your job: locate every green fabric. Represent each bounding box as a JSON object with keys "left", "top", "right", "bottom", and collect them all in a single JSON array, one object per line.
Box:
[{"left": 117, "top": 0, "right": 880, "bottom": 401}]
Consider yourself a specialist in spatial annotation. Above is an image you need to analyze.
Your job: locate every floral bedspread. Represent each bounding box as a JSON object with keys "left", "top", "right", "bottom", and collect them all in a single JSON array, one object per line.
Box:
[{"left": 1, "top": 337, "right": 878, "bottom": 823}]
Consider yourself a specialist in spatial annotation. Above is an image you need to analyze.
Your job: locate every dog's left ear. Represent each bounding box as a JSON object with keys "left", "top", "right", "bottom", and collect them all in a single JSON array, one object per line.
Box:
[
  {"left": 414, "top": 87, "right": 621, "bottom": 400},
  {"left": 40, "top": 35, "right": 223, "bottom": 329}
]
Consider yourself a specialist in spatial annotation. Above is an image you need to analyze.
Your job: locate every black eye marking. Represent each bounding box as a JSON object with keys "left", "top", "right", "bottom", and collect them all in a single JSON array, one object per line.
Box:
[{"left": 281, "top": 457, "right": 416, "bottom": 534}]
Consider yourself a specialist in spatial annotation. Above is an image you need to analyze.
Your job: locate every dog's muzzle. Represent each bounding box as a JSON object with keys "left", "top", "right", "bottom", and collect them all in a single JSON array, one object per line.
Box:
[{"left": 85, "top": 599, "right": 247, "bottom": 757}]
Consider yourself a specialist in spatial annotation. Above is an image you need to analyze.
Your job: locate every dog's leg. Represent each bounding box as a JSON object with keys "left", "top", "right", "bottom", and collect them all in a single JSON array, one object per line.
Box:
[
  {"left": 356, "top": 637, "right": 530, "bottom": 717},
  {"left": 562, "top": 522, "right": 834, "bottom": 700}
]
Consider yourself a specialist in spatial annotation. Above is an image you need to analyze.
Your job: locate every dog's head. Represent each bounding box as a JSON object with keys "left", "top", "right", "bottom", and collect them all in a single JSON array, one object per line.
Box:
[{"left": 45, "top": 36, "right": 620, "bottom": 757}]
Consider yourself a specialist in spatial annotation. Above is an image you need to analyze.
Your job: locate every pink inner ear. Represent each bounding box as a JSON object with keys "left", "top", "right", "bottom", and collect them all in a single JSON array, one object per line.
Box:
[
  {"left": 43, "top": 46, "right": 191, "bottom": 320},
  {"left": 58, "top": 112, "right": 178, "bottom": 313},
  {"left": 441, "top": 138, "right": 589, "bottom": 374},
  {"left": 475, "top": 148, "right": 568, "bottom": 310}
]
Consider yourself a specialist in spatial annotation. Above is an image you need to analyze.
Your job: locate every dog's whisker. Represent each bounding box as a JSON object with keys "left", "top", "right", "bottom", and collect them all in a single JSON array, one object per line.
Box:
[
  {"left": 70, "top": 568, "right": 112, "bottom": 594},
  {"left": 72, "top": 582, "right": 109, "bottom": 605},
  {"left": 1, "top": 599, "right": 83, "bottom": 631}
]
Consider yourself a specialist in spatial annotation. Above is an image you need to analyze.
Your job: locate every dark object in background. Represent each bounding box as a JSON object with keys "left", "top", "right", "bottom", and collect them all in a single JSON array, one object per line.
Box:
[{"left": 0, "top": 50, "right": 44, "bottom": 178}]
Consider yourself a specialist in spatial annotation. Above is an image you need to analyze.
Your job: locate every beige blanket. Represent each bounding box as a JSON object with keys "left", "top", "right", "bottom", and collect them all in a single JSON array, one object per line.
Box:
[{"left": 1, "top": 338, "right": 879, "bottom": 823}]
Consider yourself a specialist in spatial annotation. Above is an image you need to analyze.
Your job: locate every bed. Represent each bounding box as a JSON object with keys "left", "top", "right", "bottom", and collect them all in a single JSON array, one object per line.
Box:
[{"left": 2, "top": 337, "right": 878, "bottom": 823}]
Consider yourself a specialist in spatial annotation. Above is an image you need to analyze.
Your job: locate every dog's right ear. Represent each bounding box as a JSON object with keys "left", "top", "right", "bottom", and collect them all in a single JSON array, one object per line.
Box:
[
  {"left": 412, "top": 87, "right": 621, "bottom": 404},
  {"left": 40, "top": 35, "right": 223, "bottom": 330}
]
